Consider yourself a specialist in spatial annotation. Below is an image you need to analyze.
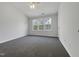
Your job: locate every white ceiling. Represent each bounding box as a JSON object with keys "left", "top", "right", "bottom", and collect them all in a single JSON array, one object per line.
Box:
[{"left": 11, "top": 2, "right": 60, "bottom": 18}]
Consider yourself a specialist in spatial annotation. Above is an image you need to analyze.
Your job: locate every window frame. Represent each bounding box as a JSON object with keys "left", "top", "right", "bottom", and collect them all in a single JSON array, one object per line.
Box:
[
  {"left": 32, "top": 19, "right": 39, "bottom": 31},
  {"left": 32, "top": 17, "right": 52, "bottom": 31},
  {"left": 43, "top": 17, "right": 52, "bottom": 31}
]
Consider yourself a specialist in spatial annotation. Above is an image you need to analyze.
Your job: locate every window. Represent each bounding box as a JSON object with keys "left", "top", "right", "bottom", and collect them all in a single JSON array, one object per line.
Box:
[
  {"left": 32, "top": 19, "right": 38, "bottom": 31},
  {"left": 44, "top": 18, "right": 52, "bottom": 31},
  {"left": 38, "top": 19, "right": 44, "bottom": 30},
  {"left": 32, "top": 17, "right": 52, "bottom": 31}
]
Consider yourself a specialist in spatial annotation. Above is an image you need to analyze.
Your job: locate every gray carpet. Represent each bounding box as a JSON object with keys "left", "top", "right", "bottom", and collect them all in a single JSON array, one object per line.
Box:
[{"left": 0, "top": 35, "right": 70, "bottom": 57}]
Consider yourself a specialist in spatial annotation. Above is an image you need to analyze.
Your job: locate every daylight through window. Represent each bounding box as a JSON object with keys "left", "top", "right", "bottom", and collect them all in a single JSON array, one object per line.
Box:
[{"left": 32, "top": 17, "right": 52, "bottom": 31}]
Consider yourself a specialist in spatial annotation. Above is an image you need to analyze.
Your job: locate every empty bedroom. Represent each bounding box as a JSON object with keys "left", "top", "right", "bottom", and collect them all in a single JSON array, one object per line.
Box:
[{"left": 0, "top": 2, "right": 79, "bottom": 57}]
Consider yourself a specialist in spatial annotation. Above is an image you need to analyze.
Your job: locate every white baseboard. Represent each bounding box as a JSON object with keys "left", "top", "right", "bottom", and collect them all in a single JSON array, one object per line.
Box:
[{"left": 0, "top": 35, "right": 27, "bottom": 44}]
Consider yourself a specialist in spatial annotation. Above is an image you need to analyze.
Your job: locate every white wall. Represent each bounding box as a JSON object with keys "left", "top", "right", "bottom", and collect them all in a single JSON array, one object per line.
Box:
[
  {"left": 58, "top": 2, "right": 79, "bottom": 57},
  {"left": 0, "top": 3, "right": 28, "bottom": 43},
  {"left": 28, "top": 13, "right": 58, "bottom": 37}
]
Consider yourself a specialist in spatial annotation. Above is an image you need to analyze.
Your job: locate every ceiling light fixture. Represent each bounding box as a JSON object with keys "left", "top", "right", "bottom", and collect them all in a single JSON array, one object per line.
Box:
[
  {"left": 30, "top": 4, "right": 35, "bottom": 9},
  {"left": 29, "top": 2, "right": 40, "bottom": 9}
]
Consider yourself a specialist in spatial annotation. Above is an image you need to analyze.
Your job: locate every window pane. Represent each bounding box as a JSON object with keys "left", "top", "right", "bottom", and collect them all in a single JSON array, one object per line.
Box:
[
  {"left": 39, "top": 25, "right": 44, "bottom": 30},
  {"left": 44, "top": 17, "right": 52, "bottom": 30},
  {"left": 45, "top": 24, "right": 51, "bottom": 30},
  {"left": 38, "top": 19, "right": 44, "bottom": 30},
  {"left": 33, "top": 25, "right": 38, "bottom": 30},
  {"left": 32, "top": 19, "right": 38, "bottom": 25},
  {"left": 32, "top": 19, "right": 39, "bottom": 30},
  {"left": 44, "top": 17, "right": 52, "bottom": 24}
]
